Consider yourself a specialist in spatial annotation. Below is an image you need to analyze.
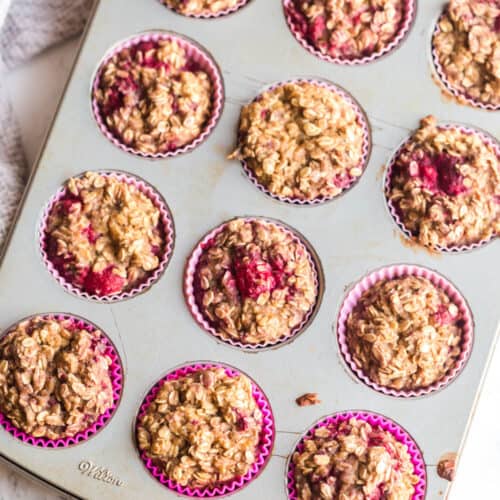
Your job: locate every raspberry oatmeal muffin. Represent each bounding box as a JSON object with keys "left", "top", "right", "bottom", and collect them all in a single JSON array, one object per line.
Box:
[
  {"left": 0, "top": 316, "right": 114, "bottom": 440},
  {"left": 345, "top": 275, "right": 465, "bottom": 391},
  {"left": 230, "top": 81, "right": 367, "bottom": 202},
  {"left": 190, "top": 218, "right": 318, "bottom": 346},
  {"left": 433, "top": 0, "right": 500, "bottom": 108},
  {"left": 162, "top": 0, "right": 247, "bottom": 16},
  {"left": 136, "top": 367, "right": 264, "bottom": 488},
  {"left": 387, "top": 115, "right": 499, "bottom": 249},
  {"left": 44, "top": 172, "right": 168, "bottom": 298},
  {"left": 286, "top": 0, "right": 411, "bottom": 61},
  {"left": 292, "top": 417, "right": 420, "bottom": 499},
  {"left": 93, "top": 37, "right": 215, "bottom": 156}
]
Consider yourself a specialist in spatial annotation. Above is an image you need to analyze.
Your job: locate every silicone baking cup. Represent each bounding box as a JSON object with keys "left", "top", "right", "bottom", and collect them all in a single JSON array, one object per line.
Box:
[
  {"left": 184, "top": 217, "right": 323, "bottom": 351},
  {"left": 39, "top": 170, "right": 175, "bottom": 303},
  {"left": 286, "top": 411, "right": 427, "bottom": 499},
  {"left": 283, "top": 0, "right": 417, "bottom": 65},
  {"left": 0, "top": 313, "right": 123, "bottom": 448},
  {"left": 91, "top": 31, "right": 224, "bottom": 158},
  {"left": 384, "top": 123, "right": 500, "bottom": 253},
  {"left": 431, "top": 11, "right": 500, "bottom": 112},
  {"left": 135, "top": 361, "right": 275, "bottom": 497},
  {"left": 160, "top": 0, "right": 251, "bottom": 19},
  {"left": 237, "top": 79, "right": 372, "bottom": 205},
  {"left": 336, "top": 264, "right": 474, "bottom": 398}
]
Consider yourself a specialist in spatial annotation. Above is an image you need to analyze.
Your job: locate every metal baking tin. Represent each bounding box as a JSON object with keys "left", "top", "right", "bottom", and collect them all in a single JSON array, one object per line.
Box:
[{"left": 0, "top": 0, "right": 498, "bottom": 498}]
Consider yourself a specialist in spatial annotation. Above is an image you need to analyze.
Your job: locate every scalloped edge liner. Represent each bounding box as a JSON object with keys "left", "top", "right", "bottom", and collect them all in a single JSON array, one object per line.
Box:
[
  {"left": 336, "top": 264, "right": 474, "bottom": 398},
  {"left": 384, "top": 123, "right": 500, "bottom": 253},
  {"left": 238, "top": 78, "right": 372, "bottom": 205},
  {"left": 159, "top": 0, "right": 251, "bottom": 19},
  {"left": 0, "top": 313, "right": 123, "bottom": 448},
  {"left": 283, "top": 0, "right": 416, "bottom": 66},
  {"left": 135, "top": 362, "right": 275, "bottom": 498},
  {"left": 39, "top": 171, "right": 175, "bottom": 303},
  {"left": 184, "top": 217, "right": 321, "bottom": 351},
  {"left": 431, "top": 11, "right": 500, "bottom": 112},
  {"left": 91, "top": 31, "right": 224, "bottom": 159},
  {"left": 286, "top": 411, "right": 427, "bottom": 500}
]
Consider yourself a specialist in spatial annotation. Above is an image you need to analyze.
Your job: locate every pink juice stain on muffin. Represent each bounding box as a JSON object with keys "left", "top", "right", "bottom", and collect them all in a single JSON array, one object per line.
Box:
[
  {"left": 434, "top": 304, "right": 457, "bottom": 326},
  {"left": 84, "top": 265, "right": 126, "bottom": 296},
  {"left": 409, "top": 152, "right": 468, "bottom": 196}
]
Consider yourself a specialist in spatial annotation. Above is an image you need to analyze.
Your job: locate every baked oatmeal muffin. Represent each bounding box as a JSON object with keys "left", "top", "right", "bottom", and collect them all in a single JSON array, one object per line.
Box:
[
  {"left": 387, "top": 115, "right": 499, "bottom": 249},
  {"left": 230, "top": 82, "right": 367, "bottom": 202},
  {"left": 345, "top": 276, "right": 465, "bottom": 391},
  {"left": 286, "top": 0, "right": 408, "bottom": 60},
  {"left": 94, "top": 38, "right": 214, "bottom": 155},
  {"left": 44, "top": 172, "right": 166, "bottom": 298},
  {"left": 0, "top": 316, "right": 114, "bottom": 440},
  {"left": 136, "top": 367, "right": 263, "bottom": 488},
  {"left": 162, "top": 0, "right": 246, "bottom": 16},
  {"left": 292, "top": 417, "right": 419, "bottom": 500},
  {"left": 433, "top": 0, "right": 500, "bottom": 108},
  {"left": 192, "top": 218, "right": 318, "bottom": 345}
]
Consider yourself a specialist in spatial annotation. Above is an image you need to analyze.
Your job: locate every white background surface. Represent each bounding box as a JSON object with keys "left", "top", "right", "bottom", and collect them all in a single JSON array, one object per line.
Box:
[{"left": 1, "top": 36, "right": 499, "bottom": 500}]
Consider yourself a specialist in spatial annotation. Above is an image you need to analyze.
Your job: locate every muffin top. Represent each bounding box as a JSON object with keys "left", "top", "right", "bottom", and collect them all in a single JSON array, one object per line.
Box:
[
  {"left": 136, "top": 367, "right": 263, "bottom": 488},
  {"left": 346, "top": 275, "right": 464, "bottom": 391},
  {"left": 163, "top": 0, "right": 244, "bottom": 16},
  {"left": 388, "top": 115, "right": 499, "bottom": 249},
  {"left": 230, "top": 82, "right": 366, "bottom": 201},
  {"left": 45, "top": 172, "right": 165, "bottom": 297},
  {"left": 94, "top": 38, "right": 213, "bottom": 155},
  {"left": 292, "top": 417, "right": 419, "bottom": 500},
  {"left": 288, "top": 0, "right": 406, "bottom": 59},
  {"left": 193, "top": 218, "right": 317, "bottom": 345},
  {"left": 0, "top": 317, "right": 114, "bottom": 440},
  {"left": 433, "top": 0, "right": 500, "bottom": 107}
]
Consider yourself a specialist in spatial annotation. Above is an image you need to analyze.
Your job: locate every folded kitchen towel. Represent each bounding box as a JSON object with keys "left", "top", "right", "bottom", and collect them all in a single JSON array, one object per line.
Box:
[{"left": 0, "top": 0, "right": 92, "bottom": 247}]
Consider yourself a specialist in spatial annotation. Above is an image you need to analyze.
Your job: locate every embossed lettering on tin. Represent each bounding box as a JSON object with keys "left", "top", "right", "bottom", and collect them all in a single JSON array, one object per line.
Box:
[{"left": 78, "top": 460, "right": 123, "bottom": 487}]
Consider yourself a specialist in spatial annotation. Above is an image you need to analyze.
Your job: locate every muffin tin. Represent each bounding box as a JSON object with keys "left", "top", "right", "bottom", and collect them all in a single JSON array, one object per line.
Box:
[{"left": 0, "top": 0, "right": 498, "bottom": 498}]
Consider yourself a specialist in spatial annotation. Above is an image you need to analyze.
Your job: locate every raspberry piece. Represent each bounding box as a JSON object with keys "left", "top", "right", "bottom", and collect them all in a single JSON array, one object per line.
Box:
[
  {"left": 308, "top": 15, "right": 326, "bottom": 44},
  {"left": 234, "top": 259, "right": 276, "bottom": 300},
  {"left": 84, "top": 266, "right": 126, "bottom": 296},
  {"left": 435, "top": 153, "right": 468, "bottom": 196}
]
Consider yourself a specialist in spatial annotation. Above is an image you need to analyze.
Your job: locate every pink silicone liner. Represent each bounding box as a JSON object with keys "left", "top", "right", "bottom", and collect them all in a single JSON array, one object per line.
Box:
[
  {"left": 384, "top": 123, "right": 500, "bottom": 253},
  {"left": 286, "top": 411, "right": 427, "bottom": 500},
  {"left": 39, "top": 170, "right": 175, "bottom": 303},
  {"left": 184, "top": 217, "right": 322, "bottom": 351},
  {"left": 336, "top": 264, "right": 474, "bottom": 398},
  {"left": 135, "top": 362, "right": 275, "bottom": 498},
  {"left": 431, "top": 11, "right": 500, "bottom": 112},
  {"left": 160, "top": 0, "right": 251, "bottom": 19},
  {"left": 283, "top": 0, "right": 417, "bottom": 66},
  {"left": 91, "top": 31, "right": 224, "bottom": 159},
  {"left": 238, "top": 78, "right": 372, "bottom": 206},
  {"left": 0, "top": 313, "right": 123, "bottom": 448}
]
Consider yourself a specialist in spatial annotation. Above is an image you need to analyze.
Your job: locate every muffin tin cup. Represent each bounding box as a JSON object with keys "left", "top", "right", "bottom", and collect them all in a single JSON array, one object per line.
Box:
[
  {"left": 336, "top": 264, "right": 474, "bottom": 398},
  {"left": 283, "top": 0, "right": 417, "bottom": 66},
  {"left": 431, "top": 11, "right": 500, "bottom": 112},
  {"left": 39, "top": 170, "right": 175, "bottom": 303},
  {"left": 91, "top": 31, "right": 224, "bottom": 159},
  {"left": 0, "top": 313, "right": 123, "bottom": 448},
  {"left": 184, "top": 217, "right": 322, "bottom": 351},
  {"left": 384, "top": 123, "right": 500, "bottom": 253},
  {"left": 160, "top": 0, "right": 251, "bottom": 19},
  {"left": 135, "top": 361, "right": 275, "bottom": 498},
  {"left": 285, "top": 410, "right": 427, "bottom": 500},
  {"left": 238, "top": 78, "right": 372, "bottom": 206}
]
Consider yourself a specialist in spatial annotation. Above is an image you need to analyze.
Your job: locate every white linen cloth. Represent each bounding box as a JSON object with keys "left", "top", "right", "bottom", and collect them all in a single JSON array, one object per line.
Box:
[{"left": 0, "top": 0, "right": 91, "bottom": 246}]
